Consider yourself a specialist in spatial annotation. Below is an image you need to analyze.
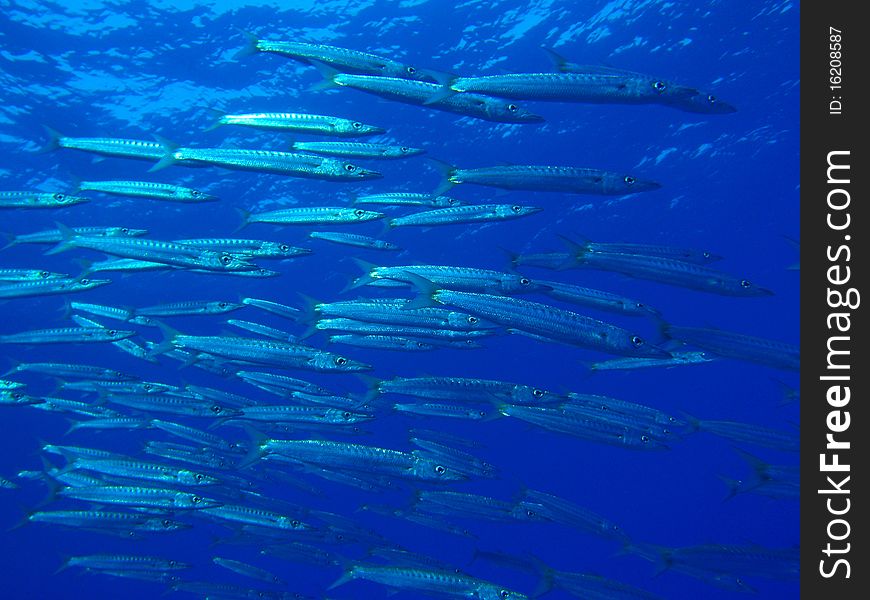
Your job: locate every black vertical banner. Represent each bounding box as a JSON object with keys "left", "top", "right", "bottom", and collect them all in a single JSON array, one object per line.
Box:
[{"left": 801, "top": 2, "right": 867, "bottom": 598}]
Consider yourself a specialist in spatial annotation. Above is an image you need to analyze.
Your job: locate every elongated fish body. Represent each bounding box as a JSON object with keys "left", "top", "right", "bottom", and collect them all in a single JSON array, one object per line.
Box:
[
  {"left": 5, "top": 226, "right": 147, "bottom": 247},
  {"left": 199, "top": 503, "right": 310, "bottom": 531},
  {"left": 354, "top": 192, "right": 463, "bottom": 208},
  {"left": 227, "top": 319, "right": 296, "bottom": 341},
  {"left": 329, "top": 334, "right": 435, "bottom": 351},
  {"left": 80, "top": 258, "right": 170, "bottom": 275},
  {"left": 539, "top": 280, "right": 659, "bottom": 316},
  {"left": 394, "top": 402, "right": 492, "bottom": 420},
  {"left": 291, "top": 141, "right": 424, "bottom": 159},
  {"left": 573, "top": 251, "right": 773, "bottom": 296},
  {"left": 547, "top": 569, "right": 666, "bottom": 600},
  {"left": 32, "top": 397, "right": 117, "bottom": 417},
  {"left": 0, "top": 390, "right": 42, "bottom": 406},
  {"left": 43, "top": 129, "right": 165, "bottom": 160},
  {"left": 212, "top": 557, "right": 283, "bottom": 585},
  {"left": 234, "top": 371, "right": 333, "bottom": 397},
  {"left": 0, "top": 379, "right": 25, "bottom": 390},
  {"left": 657, "top": 543, "right": 799, "bottom": 579},
  {"left": 353, "top": 263, "right": 546, "bottom": 294},
  {"left": 62, "top": 555, "right": 191, "bottom": 572},
  {"left": 244, "top": 206, "right": 385, "bottom": 226},
  {"left": 309, "top": 231, "right": 399, "bottom": 251},
  {"left": 664, "top": 325, "right": 799, "bottom": 370},
  {"left": 579, "top": 240, "right": 723, "bottom": 264},
  {"left": 437, "top": 163, "right": 660, "bottom": 195},
  {"left": 58, "top": 485, "right": 220, "bottom": 510},
  {"left": 448, "top": 71, "right": 735, "bottom": 113},
  {"left": 0, "top": 191, "right": 89, "bottom": 209},
  {"left": 135, "top": 300, "right": 242, "bottom": 317},
  {"left": 149, "top": 419, "right": 237, "bottom": 451},
  {"left": 415, "top": 490, "right": 519, "bottom": 521},
  {"left": 315, "top": 319, "right": 495, "bottom": 341},
  {"left": 589, "top": 351, "right": 716, "bottom": 371},
  {"left": 332, "top": 73, "right": 544, "bottom": 123},
  {"left": 518, "top": 488, "right": 630, "bottom": 541},
  {"left": 28, "top": 511, "right": 188, "bottom": 533},
  {"left": 0, "top": 268, "right": 67, "bottom": 281},
  {"left": 0, "top": 327, "right": 134, "bottom": 344},
  {"left": 154, "top": 147, "right": 382, "bottom": 180},
  {"left": 247, "top": 38, "right": 430, "bottom": 81},
  {"left": 241, "top": 297, "right": 301, "bottom": 320},
  {"left": 688, "top": 417, "right": 799, "bottom": 452},
  {"left": 78, "top": 180, "right": 217, "bottom": 202},
  {"left": 70, "top": 458, "right": 219, "bottom": 486},
  {"left": 234, "top": 405, "right": 371, "bottom": 425},
  {"left": 378, "top": 376, "right": 564, "bottom": 405},
  {"left": 390, "top": 203, "right": 542, "bottom": 227},
  {"left": 313, "top": 298, "right": 494, "bottom": 330},
  {"left": 69, "top": 301, "right": 154, "bottom": 326},
  {"left": 545, "top": 52, "right": 737, "bottom": 114},
  {"left": 49, "top": 232, "right": 257, "bottom": 272},
  {"left": 214, "top": 112, "right": 383, "bottom": 136},
  {"left": 0, "top": 277, "right": 110, "bottom": 299},
  {"left": 173, "top": 238, "right": 310, "bottom": 258},
  {"left": 428, "top": 289, "right": 667, "bottom": 357}
]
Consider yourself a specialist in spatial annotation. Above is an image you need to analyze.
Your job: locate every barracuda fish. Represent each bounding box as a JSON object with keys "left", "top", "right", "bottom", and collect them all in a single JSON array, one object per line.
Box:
[
  {"left": 329, "top": 334, "right": 436, "bottom": 351},
  {"left": 0, "top": 379, "right": 24, "bottom": 390},
  {"left": 430, "top": 69, "right": 737, "bottom": 114},
  {"left": 0, "top": 276, "right": 111, "bottom": 299},
  {"left": 230, "top": 405, "right": 372, "bottom": 425},
  {"left": 58, "top": 485, "right": 221, "bottom": 510},
  {"left": 0, "top": 390, "right": 42, "bottom": 406},
  {"left": 240, "top": 206, "right": 385, "bottom": 226},
  {"left": 31, "top": 397, "right": 120, "bottom": 418},
  {"left": 68, "top": 457, "right": 220, "bottom": 486},
  {"left": 0, "top": 268, "right": 68, "bottom": 281},
  {"left": 409, "top": 437, "right": 497, "bottom": 479},
  {"left": 588, "top": 350, "right": 717, "bottom": 371},
  {"left": 197, "top": 503, "right": 310, "bottom": 531},
  {"left": 59, "top": 554, "right": 192, "bottom": 573},
  {"left": 106, "top": 393, "right": 242, "bottom": 419},
  {"left": 390, "top": 203, "right": 542, "bottom": 227},
  {"left": 149, "top": 419, "right": 238, "bottom": 451},
  {"left": 394, "top": 402, "right": 495, "bottom": 420},
  {"left": 353, "top": 192, "right": 463, "bottom": 208},
  {"left": 67, "top": 301, "right": 155, "bottom": 326},
  {"left": 172, "top": 238, "right": 310, "bottom": 258},
  {"left": 208, "top": 111, "right": 383, "bottom": 136},
  {"left": 78, "top": 180, "right": 218, "bottom": 202},
  {"left": 350, "top": 261, "right": 547, "bottom": 294},
  {"left": 682, "top": 414, "right": 799, "bottom": 452},
  {"left": 151, "top": 144, "right": 382, "bottom": 180},
  {"left": 378, "top": 376, "right": 565, "bottom": 405},
  {"left": 411, "top": 279, "right": 668, "bottom": 357},
  {"left": 309, "top": 231, "right": 400, "bottom": 251},
  {"left": 28, "top": 511, "right": 189, "bottom": 533},
  {"left": 627, "top": 541, "right": 799, "bottom": 581},
  {"left": 430, "top": 160, "right": 660, "bottom": 195},
  {"left": 415, "top": 490, "right": 521, "bottom": 522},
  {"left": 234, "top": 371, "right": 333, "bottom": 397},
  {"left": 144, "top": 441, "right": 240, "bottom": 471},
  {"left": 543, "top": 47, "right": 737, "bottom": 114},
  {"left": 568, "top": 237, "right": 724, "bottom": 264},
  {"left": 663, "top": 324, "right": 799, "bottom": 370},
  {"left": 42, "top": 127, "right": 165, "bottom": 161},
  {"left": 213, "top": 557, "right": 284, "bottom": 585},
  {"left": 243, "top": 437, "right": 465, "bottom": 482},
  {"left": 227, "top": 319, "right": 297, "bottom": 341},
  {"left": 516, "top": 488, "right": 630, "bottom": 542},
  {"left": 291, "top": 141, "right": 425, "bottom": 159},
  {"left": 66, "top": 416, "right": 152, "bottom": 433},
  {"left": 315, "top": 319, "right": 495, "bottom": 341},
  {"left": 536, "top": 279, "right": 659, "bottom": 316},
  {"left": 241, "top": 297, "right": 301, "bottom": 320},
  {"left": 329, "top": 563, "right": 527, "bottom": 599},
  {"left": 156, "top": 332, "right": 371, "bottom": 373},
  {"left": 722, "top": 449, "right": 799, "bottom": 500},
  {"left": 3, "top": 226, "right": 147, "bottom": 249},
  {"left": 0, "top": 327, "right": 134, "bottom": 345},
  {"left": 78, "top": 257, "right": 170, "bottom": 275},
  {"left": 186, "top": 385, "right": 258, "bottom": 408},
  {"left": 321, "top": 71, "right": 544, "bottom": 123},
  {"left": 134, "top": 300, "right": 243, "bottom": 317},
  {"left": 309, "top": 297, "right": 495, "bottom": 331},
  {"left": 532, "top": 561, "right": 666, "bottom": 600},
  {"left": 567, "top": 393, "right": 685, "bottom": 429},
  {"left": 0, "top": 191, "right": 89, "bottom": 209},
  {"left": 47, "top": 225, "right": 258, "bottom": 272},
  {"left": 60, "top": 375, "right": 177, "bottom": 394}
]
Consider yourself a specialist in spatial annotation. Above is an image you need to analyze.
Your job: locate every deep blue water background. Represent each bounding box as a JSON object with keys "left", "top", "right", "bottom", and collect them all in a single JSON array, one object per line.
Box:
[{"left": 0, "top": 1, "right": 798, "bottom": 598}]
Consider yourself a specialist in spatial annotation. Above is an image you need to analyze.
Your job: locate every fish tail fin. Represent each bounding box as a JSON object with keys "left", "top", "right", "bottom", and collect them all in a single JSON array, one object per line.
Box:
[
  {"left": 527, "top": 554, "right": 556, "bottom": 598},
  {"left": 717, "top": 474, "right": 744, "bottom": 501},
  {"left": 148, "top": 135, "right": 180, "bottom": 172},
  {"left": 342, "top": 258, "right": 378, "bottom": 292},
  {"left": 71, "top": 258, "right": 94, "bottom": 276},
  {"left": 402, "top": 272, "right": 439, "bottom": 309},
  {"left": 0, "top": 232, "right": 18, "bottom": 251},
  {"left": 233, "top": 29, "right": 260, "bottom": 60},
  {"left": 296, "top": 293, "right": 320, "bottom": 325},
  {"left": 541, "top": 46, "right": 572, "bottom": 73},
  {"left": 326, "top": 565, "right": 355, "bottom": 591},
  {"left": 53, "top": 557, "right": 72, "bottom": 576},
  {"left": 203, "top": 108, "right": 226, "bottom": 132},
  {"left": 427, "top": 158, "right": 457, "bottom": 196},
  {"left": 497, "top": 245, "right": 521, "bottom": 272},
  {"left": 237, "top": 425, "right": 268, "bottom": 469},
  {"left": 44, "top": 222, "right": 77, "bottom": 256},
  {"left": 147, "top": 321, "right": 180, "bottom": 357},
  {"left": 39, "top": 126, "right": 63, "bottom": 154},
  {"left": 233, "top": 208, "right": 252, "bottom": 233},
  {"left": 307, "top": 59, "right": 342, "bottom": 92},
  {"left": 355, "top": 374, "right": 383, "bottom": 404},
  {"left": 556, "top": 233, "right": 589, "bottom": 258},
  {"left": 676, "top": 410, "right": 702, "bottom": 434},
  {"left": 422, "top": 75, "right": 458, "bottom": 105}
]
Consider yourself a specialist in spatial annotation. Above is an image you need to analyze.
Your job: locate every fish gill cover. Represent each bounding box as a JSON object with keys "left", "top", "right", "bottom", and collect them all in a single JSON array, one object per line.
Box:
[{"left": 0, "top": 1, "right": 798, "bottom": 599}]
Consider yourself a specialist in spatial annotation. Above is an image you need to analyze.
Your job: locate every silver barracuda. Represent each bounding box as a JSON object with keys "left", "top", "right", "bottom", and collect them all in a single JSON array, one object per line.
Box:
[
  {"left": 350, "top": 260, "right": 548, "bottom": 294},
  {"left": 0, "top": 276, "right": 111, "bottom": 299},
  {"left": 309, "top": 231, "right": 400, "bottom": 251},
  {"left": 329, "top": 335, "right": 436, "bottom": 351},
  {"left": 209, "top": 111, "right": 383, "bottom": 136},
  {"left": 134, "top": 300, "right": 243, "bottom": 317},
  {"left": 0, "top": 268, "right": 67, "bottom": 281},
  {"left": 58, "top": 485, "right": 222, "bottom": 510},
  {"left": 537, "top": 279, "right": 660, "bottom": 316},
  {"left": 0, "top": 190, "right": 89, "bottom": 209},
  {"left": 663, "top": 324, "right": 798, "bottom": 370},
  {"left": 241, "top": 207, "right": 385, "bottom": 226},
  {"left": 68, "top": 457, "right": 220, "bottom": 486},
  {"left": 78, "top": 180, "right": 217, "bottom": 202},
  {"left": 42, "top": 128, "right": 165, "bottom": 161},
  {"left": 3, "top": 226, "right": 147, "bottom": 248},
  {"left": 290, "top": 141, "right": 424, "bottom": 159},
  {"left": 0, "top": 327, "right": 134, "bottom": 345},
  {"left": 309, "top": 297, "right": 496, "bottom": 331},
  {"left": 390, "top": 203, "right": 542, "bottom": 228},
  {"left": 172, "top": 238, "right": 310, "bottom": 258},
  {"left": 353, "top": 192, "right": 463, "bottom": 208},
  {"left": 377, "top": 376, "right": 566, "bottom": 405}
]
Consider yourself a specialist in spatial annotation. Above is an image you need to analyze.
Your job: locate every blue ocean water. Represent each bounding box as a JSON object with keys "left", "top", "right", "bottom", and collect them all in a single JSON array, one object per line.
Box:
[{"left": 0, "top": 1, "right": 799, "bottom": 599}]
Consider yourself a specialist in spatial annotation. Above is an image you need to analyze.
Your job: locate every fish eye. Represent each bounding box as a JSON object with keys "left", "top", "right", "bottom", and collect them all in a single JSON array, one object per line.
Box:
[
  {"left": 434, "top": 464, "right": 446, "bottom": 475},
  {"left": 143, "top": 384, "right": 152, "bottom": 390},
  {"left": 344, "top": 164, "right": 356, "bottom": 172},
  {"left": 740, "top": 279, "right": 752, "bottom": 288},
  {"left": 335, "top": 357, "right": 348, "bottom": 366},
  {"left": 532, "top": 388, "right": 544, "bottom": 398},
  {"left": 191, "top": 495, "right": 202, "bottom": 504},
  {"left": 703, "top": 251, "right": 711, "bottom": 258},
  {"left": 352, "top": 122, "right": 362, "bottom": 129},
  {"left": 342, "top": 411, "right": 351, "bottom": 420},
  {"left": 220, "top": 254, "right": 232, "bottom": 265},
  {"left": 211, "top": 405, "right": 223, "bottom": 414},
  {"left": 511, "top": 205, "right": 521, "bottom": 212},
  {"left": 519, "top": 277, "right": 530, "bottom": 285},
  {"left": 507, "top": 103, "right": 518, "bottom": 112},
  {"left": 416, "top": 341, "right": 426, "bottom": 348},
  {"left": 500, "top": 591, "right": 511, "bottom": 599},
  {"left": 652, "top": 80, "right": 667, "bottom": 92},
  {"left": 478, "top": 410, "right": 486, "bottom": 417},
  {"left": 641, "top": 435, "right": 650, "bottom": 443},
  {"left": 107, "top": 330, "right": 117, "bottom": 336},
  {"left": 280, "top": 244, "right": 289, "bottom": 251},
  {"left": 53, "top": 193, "right": 65, "bottom": 200},
  {"left": 467, "top": 316, "right": 478, "bottom": 324},
  {"left": 168, "top": 560, "right": 177, "bottom": 567},
  {"left": 407, "top": 66, "right": 417, "bottom": 74},
  {"left": 448, "top": 198, "right": 458, "bottom": 205},
  {"left": 400, "top": 146, "right": 409, "bottom": 152},
  {"left": 162, "top": 519, "right": 172, "bottom": 527},
  {"left": 218, "top": 302, "right": 227, "bottom": 308},
  {"left": 191, "top": 190, "right": 200, "bottom": 196},
  {"left": 121, "top": 228, "right": 129, "bottom": 233},
  {"left": 630, "top": 335, "right": 644, "bottom": 347},
  {"left": 624, "top": 176, "right": 636, "bottom": 185},
  {"left": 195, "top": 474, "right": 203, "bottom": 481},
  {"left": 353, "top": 209, "right": 365, "bottom": 216},
  {"left": 525, "top": 508, "right": 535, "bottom": 517},
  {"left": 39, "top": 270, "right": 51, "bottom": 278},
  {"left": 707, "top": 94, "right": 717, "bottom": 103},
  {"left": 290, "top": 519, "right": 300, "bottom": 527}
]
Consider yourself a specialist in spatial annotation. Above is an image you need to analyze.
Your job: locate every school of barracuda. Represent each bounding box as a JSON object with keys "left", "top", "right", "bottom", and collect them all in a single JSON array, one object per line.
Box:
[{"left": 0, "top": 33, "right": 798, "bottom": 600}]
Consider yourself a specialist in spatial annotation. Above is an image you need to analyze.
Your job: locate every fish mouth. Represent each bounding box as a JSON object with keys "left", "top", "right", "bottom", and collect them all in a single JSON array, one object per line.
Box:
[
  {"left": 357, "top": 170, "right": 384, "bottom": 180},
  {"left": 632, "top": 179, "right": 662, "bottom": 192},
  {"left": 519, "top": 113, "right": 545, "bottom": 123},
  {"left": 751, "top": 286, "right": 776, "bottom": 296}
]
